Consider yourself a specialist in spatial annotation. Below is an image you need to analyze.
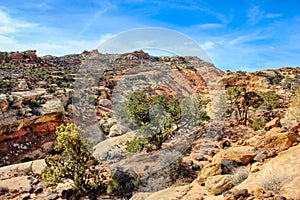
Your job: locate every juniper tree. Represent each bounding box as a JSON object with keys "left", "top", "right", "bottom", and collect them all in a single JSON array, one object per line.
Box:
[{"left": 41, "top": 124, "right": 105, "bottom": 197}]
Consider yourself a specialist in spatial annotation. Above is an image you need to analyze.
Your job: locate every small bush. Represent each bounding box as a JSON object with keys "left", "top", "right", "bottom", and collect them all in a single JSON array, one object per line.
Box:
[
  {"left": 46, "top": 87, "right": 56, "bottom": 94},
  {"left": 127, "top": 91, "right": 150, "bottom": 126},
  {"left": 106, "top": 169, "right": 141, "bottom": 197},
  {"left": 282, "top": 77, "right": 294, "bottom": 89},
  {"left": 232, "top": 167, "right": 249, "bottom": 185},
  {"left": 125, "top": 138, "right": 145, "bottom": 153},
  {"left": 41, "top": 124, "right": 106, "bottom": 197},
  {"left": 260, "top": 173, "right": 287, "bottom": 193},
  {"left": 260, "top": 91, "right": 281, "bottom": 110},
  {"left": 251, "top": 117, "right": 266, "bottom": 131}
]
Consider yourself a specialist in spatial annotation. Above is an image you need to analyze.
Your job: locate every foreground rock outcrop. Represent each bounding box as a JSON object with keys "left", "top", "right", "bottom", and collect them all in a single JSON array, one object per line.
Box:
[{"left": 237, "top": 144, "right": 300, "bottom": 199}]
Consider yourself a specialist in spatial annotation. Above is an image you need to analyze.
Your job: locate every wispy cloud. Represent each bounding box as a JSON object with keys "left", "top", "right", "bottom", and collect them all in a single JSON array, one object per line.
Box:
[
  {"left": 0, "top": 10, "right": 37, "bottom": 34},
  {"left": 23, "top": 2, "right": 52, "bottom": 10},
  {"left": 247, "top": 6, "right": 282, "bottom": 25},
  {"left": 196, "top": 23, "right": 225, "bottom": 29},
  {"left": 228, "top": 36, "right": 246, "bottom": 45},
  {"left": 167, "top": 1, "right": 231, "bottom": 24},
  {"left": 201, "top": 41, "right": 215, "bottom": 50},
  {"left": 227, "top": 30, "right": 271, "bottom": 46},
  {"left": 247, "top": 6, "right": 264, "bottom": 25},
  {"left": 79, "top": 2, "right": 117, "bottom": 35},
  {"left": 266, "top": 13, "right": 282, "bottom": 19}
]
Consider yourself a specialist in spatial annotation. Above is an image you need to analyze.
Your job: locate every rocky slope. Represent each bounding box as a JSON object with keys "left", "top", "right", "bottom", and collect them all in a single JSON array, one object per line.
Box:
[{"left": 0, "top": 50, "right": 300, "bottom": 199}]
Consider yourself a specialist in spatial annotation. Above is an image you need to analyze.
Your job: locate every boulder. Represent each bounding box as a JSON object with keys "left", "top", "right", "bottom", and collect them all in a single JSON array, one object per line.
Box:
[
  {"left": 253, "top": 153, "right": 267, "bottom": 162},
  {"left": 212, "top": 146, "right": 257, "bottom": 165},
  {"left": 11, "top": 89, "right": 46, "bottom": 105},
  {"left": 93, "top": 131, "right": 136, "bottom": 161},
  {"left": 67, "top": 104, "right": 75, "bottom": 113},
  {"left": 250, "top": 162, "right": 263, "bottom": 173},
  {"left": 99, "top": 99, "right": 112, "bottom": 108},
  {"left": 288, "top": 121, "right": 300, "bottom": 134},
  {"left": 107, "top": 118, "right": 117, "bottom": 127},
  {"left": 197, "top": 163, "right": 222, "bottom": 184},
  {"left": 256, "top": 131, "right": 297, "bottom": 153},
  {"left": 0, "top": 159, "right": 45, "bottom": 192},
  {"left": 205, "top": 175, "right": 233, "bottom": 195},
  {"left": 34, "top": 97, "right": 64, "bottom": 124},
  {"left": 265, "top": 117, "right": 280, "bottom": 131},
  {"left": 16, "top": 79, "right": 29, "bottom": 91},
  {"left": 109, "top": 124, "right": 128, "bottom": 137}
]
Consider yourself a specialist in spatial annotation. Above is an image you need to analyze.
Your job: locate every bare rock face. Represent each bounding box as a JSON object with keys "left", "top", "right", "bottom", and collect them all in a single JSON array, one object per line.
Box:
[
  {"left": 109, "top": 124, "right": 128, "bottom": 137},
  {"left": 212, "top": 146, "right": 257, "bottom": 165},
  {"left": 205, "top": 175, "right": 233, "bottom": 195},
  {"left": 0, "top": 93, "right": 64, "bottom": 141},
  {"left": 197, "top": 163, "right": 222, "bottom": 184},
  {"left": 223, "top": 68, "right": 300, "bottom": 91},
  {"left": 237, "top": 144, "right": 300, "bottom": 199},
  {"left": 248, "top": 127, "right": 299, "bottom": 155},
  {"left": 130, "top": 185, "right": 191, "bottom": 200},
  {"left": 289, "top": 121, "right": 300, "bottom": 134},
  {"left": 265, "top": 117, "right": 281, "bottom": 131},
  {"left": 0, "top": 94, "right": 9, "bottom": 112},
  {"left": 0, "top": 90, "right": 65, "bottom": 166}
]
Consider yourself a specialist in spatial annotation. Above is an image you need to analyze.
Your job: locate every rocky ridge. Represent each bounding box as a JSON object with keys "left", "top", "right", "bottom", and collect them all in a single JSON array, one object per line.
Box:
[{"left": 0, "top": 50, "right": 300, "bottom": 199}]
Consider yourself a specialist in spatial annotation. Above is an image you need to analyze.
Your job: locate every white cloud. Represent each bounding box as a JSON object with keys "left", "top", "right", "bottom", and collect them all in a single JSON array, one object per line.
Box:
[
  {"left": 79, "top": 2, "right": 117, "bottom": 35},
  {"left": 266, "top": 13, "right": 282, "bottom": 19},
  {"left": 247, "top": 6, "right": 264, "bottom": 25},
  {"left": 247, "top": 6, "right": 282, "bottom": 25},
  {"left": 196, "top": 23, "right": 225, "bottom": 29},
  {"left": 26, "top": 2, "right": 52, "bottom": 10},
  {"left": 269, "top": 46, "right": 278, "bottom": 53},
  {"left": 227, "top": 31, "right": 270, "bottom": 46},
  {"left": 0, "top": 10, "right": 37, "bottom": 34},
  {"left": 201, "top": 41, "right": 215, "bottom": 50},
  {"left": 228, "top": 36, "right": 245, "bottom": 45}
]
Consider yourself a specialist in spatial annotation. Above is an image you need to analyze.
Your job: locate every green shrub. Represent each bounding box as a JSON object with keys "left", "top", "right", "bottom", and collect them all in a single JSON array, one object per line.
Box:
[
  {"left": 282, "top": 77, "right": 295, "bottom": 89},
  {"left": 260, "top": 91, "right": 281, "bottom": 110},
  {"left": 199, "top": 110, "right": 210, "bottom": 125},
  {"left": 41, "top": 124, "right": 105, "bottom": 197},
  {"left": 128, "top": 91, "right": 149, "bottom": 126},
  {"left": 126, "top": 92, "right": 209, "bottom": 153},
  {"left": 86, "top": 95, "right": 96, "bottom": 105},
  {"left": 125, "top": 138, "right": 145, "bottom": 153},
  {"left": 251, "top": 116, "right": 266, "bottom": 131},
  {"left": 46, "top": 87, "right": 56, "bottom": 94},
  {"left": 166, "top": 97, "right": 181, "bottom": 121},
  {"left": 106, "top": 170, "right": 141, "bottom": 197}
]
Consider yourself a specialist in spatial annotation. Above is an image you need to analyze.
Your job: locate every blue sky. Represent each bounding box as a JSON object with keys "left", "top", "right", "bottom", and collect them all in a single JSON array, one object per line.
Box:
[{"left": 0, "top": 0, "right": 299, "bottom": 71}]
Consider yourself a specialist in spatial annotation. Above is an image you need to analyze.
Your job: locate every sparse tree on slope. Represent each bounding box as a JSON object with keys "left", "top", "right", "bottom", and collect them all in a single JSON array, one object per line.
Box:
[
  {"left": 41, "top": 124, "right": 106, "bottom": 198},
  {"left": 227, "top": 86, "right": 263, "bottom": 125}
]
